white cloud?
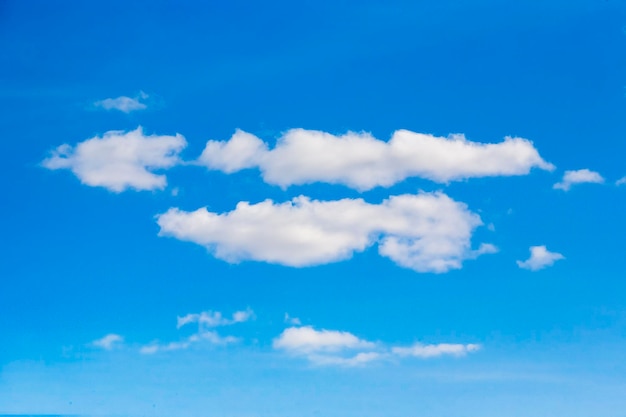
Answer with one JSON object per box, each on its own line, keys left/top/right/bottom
{"left": 94, "top": 91, "right": 149, "bottom": 113}
{"left": 391, "top": 342, "right": 481, "bottom": 358}
{"left": 273, "top": 326, "right": 382, "bottom": 367}
{"left": 273, "top": 326, "right": 481, "bottom": 367}
{"left": 42, "top": 127, "right": 186, "bottom": 192}
{"left": 140, "top": 308, "right": 246, "bottom": 355}
{"left": 517, "top": 245, "right": 564, "bottom": 271}
{"left": 199, "top": 129, "right": 268, "bottom": 173}
{"left": 177, "top": 308, "right": 254, "bottom": 329}
{"left": 156, "top": 192, "right": 496, "bottom": 273}
{"left": 140, "top": 331, "right": 238, "bottom": 355}
{"left": 273, "top": 326, "right": 375, "bottom": 354}
{"left": 90, "top": 334, "right": 124, "bottom": 350}
{"left": 198, "top": 128, "right": 554, "bottom": 190}
{"left": 553, "top": 169, "right": 604, "bottom": 191}
{"left": 616, "top": 176, "right": 626, "bottom": 186}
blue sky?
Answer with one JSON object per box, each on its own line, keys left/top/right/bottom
{"left": 2, "top": 0, "right": 626, "bottom": 416}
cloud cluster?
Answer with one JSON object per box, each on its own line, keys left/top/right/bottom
{"left": 553, "top": 169, "right": 604, "bottom": 191}
{"left": 90, "top": 311, "right": 481, "bottom": 367}
{"left": 43, "top": 126, "right": 553, "bottom": 196}
{"left": 517, "top": 245, "right": 564, "bottom": 271}
{"left": 42, "top": 124, "right": 580, "bottom": 276}
{"left": 140, "top": 308, "right": 252, "bottom": 355}
{"left": 157, "top": 192, "right": 496, "bottom": 273}
{"left": 198, "top": 128, "right": 554, "bottom": 190}
{"left": 94, "top": 92, "right": 149, "bottom": 113}
{"left": 42, "top": 127, "right": 186, "bottom": 192}
{"left": 273, "top": 326, "right": 481, "bottom": 367}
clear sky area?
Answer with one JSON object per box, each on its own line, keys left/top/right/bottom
{"left": 2, "top": 1, "right": 626, "bottom": 416}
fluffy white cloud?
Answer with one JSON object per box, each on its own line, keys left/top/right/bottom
{"left": 156, "top": 192, "right": 495, "bottom": 273}
{"left": 517, "top": 245, "right": 564, "bottom": 271}
{"left": 553, "top": 169, "right": 604, "bottom": 191}
{"left": 177, "top": 308, "right": 254, "bottom": 329}
{"left": 273, "top": 326, "right": 375, "bottom": 354}
{"left": 94, "top": 92, "right": 148, "bottom": 113}
{"left": 90, "top": 333, "right": 124, "bottom": 350}
{"left": 42, "top": 127, "right": 186, "bottom": 192}
{"left": 199, "top": 129, "right": 268, "bottom": 173}
{"left": 273, "top": 326, "right": 381, "bottom": 367}
{"left": 391, "top": 342, "right": 481, "bottom": 358}
{"left": 198, "top": 128, "right": 554, "bottom": 190}
{"left": 616, "top": 176, "right": 626, "bottom": 186}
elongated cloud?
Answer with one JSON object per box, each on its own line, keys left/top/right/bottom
{"left": 553, "top": 169, "right": 604, "bottom": 191}
{"left": 139, "top": 331, "right": 237, "bottom": 354}
{"left": 273, "top": 326, "right": 481, "bottom": 367}
{"left": 94, "top": 92, "right": 148, "bottom": 113}
{"left": 616, "top": 176, "right": 626, "bottom": 186}
{"left": 391, "top": 342, "right": 481, "bottom": 358}
{"left": 156, "top": 192, "right": 496, "bottom": 273}
{"left": 517, "top": 245, "right": 564, "bottom": 271}
{"left": 90, "top": 333, "right": 124, "bottom": 350}
{"left": 198, "top": 129, "right": 554, "bottom": 190}
{"left": 42, "top": 127, "right": 186, "bottom": 192}
{"left": 177, "top": 308, "right": 254, "bottom": 329}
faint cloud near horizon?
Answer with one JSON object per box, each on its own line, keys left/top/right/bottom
{"left": 90, "top": 333, "right": 124, "bottom": 350}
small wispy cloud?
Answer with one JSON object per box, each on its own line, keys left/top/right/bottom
{"left": 140, "top": 308, "right": 251, "bottom": 355}
{"left": 94, "top": 91, "right": 149, "bottom": 113}
{"left": 177, "top": 308, "right": 254, "bottom": 329}
{"left": 391, "top": 342, "right": 481, "bottom": 358}
{"left": 616, "top": 176, "right": 626, "bottom": 186}
{"left": 140, "top": 331, "right": 238, "bottom": 355}
{"left": 517, "top": 245, "right": 564, "bottom": 271}
{"left": 284, "top": 313, "right": 302, "bottom": 325}
{"left": 90, "top": 333, "right": 124, "bottom": 350}
{"left": 307, "top": 351, "right": 384, "bottom": 367}
{"left": 553, "top": 169, "right": 604, "bottom": 191}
